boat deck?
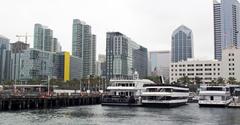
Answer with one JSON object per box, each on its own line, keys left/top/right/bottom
{"left": 228, "top": 97, "right": 240, "bottom": 108}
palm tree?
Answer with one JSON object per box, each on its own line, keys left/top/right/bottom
{"left": 217, "top": 77, "right": 225, "bottom": 84}
{"left": 211, "top": 79, "right": 217, "bottom": 86}
{"left": 228, "top": 77, "right": 237, "bottom": 84}
{"left": 177, "top": 76, "right": 191, "bottom": 85}
{"left": 194, "top": 77, "right": 202, "bottom": 85}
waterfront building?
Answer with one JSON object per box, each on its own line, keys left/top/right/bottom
{"left": 19, "top": 48, "right": 54, "bottom": 81}
{"left": 171, "top": 25, "right": 193, "bottom": 63}
{"left": 149, "top": 51, "right": 170, "bottom": 80}
{"left": 106, "top": 32, "right": 148, "bottom": 79}
{"left": 11, "top": 41, "right": 29, "bottom": 53}
{"left": 221, "top": 47, "right": 240, "bottom": 81}
{"left": 214, "top": 0, "right": 240, "bottom": 60}
{"left": 169, "top": 59, "right": 221, "bottom": 84}
{"left": 0, "top": 35, "right": 11, "bottom": 83}
{"left": 52, "top": 38, "right": 62, "bottom": 52}
{"left": 54, "top": 52, "right": 82, "bottom": 81}
{"left": 11, "top": 41, "right": 30, "bottom": 81}
{"left": 34, "top": 23, "right": 53, "bottom": 52}
{"left": 72, "top": 19, "right": 96, "bottom": 78}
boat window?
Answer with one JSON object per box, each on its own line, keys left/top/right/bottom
{"left": 173, "top": 89, "right": 189, "bottom": 92}
{"left": 165, "top": 88, "right": 172, "bottom": 92}
{"left": 148, "top": 88, "right": 157, "bottom": 92}
{"left": 210, "top": 96, "right": 214, "bottom": 100}
{"left": 206, "top": 87, "right": 223, "bottom": 91}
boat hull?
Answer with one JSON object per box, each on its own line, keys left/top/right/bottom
{"left": 142, "top": 102, "right": 187, "bottom": 108}
{"left": 101, "top": 103, "right": 141, "bottom": 106}
{"left": 198, "top": 99, "right": 232, "bottom": 108}
{"left": 199, "top": 103, "right": 227, "bottom": 107}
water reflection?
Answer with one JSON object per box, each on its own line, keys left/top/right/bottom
{"left": 0, "top": 104, "right": 240, "bottom": 125}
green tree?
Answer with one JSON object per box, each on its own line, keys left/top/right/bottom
{"left": 228, "top": 77, "right": 237, "bottom": 84}
{"left": 217, "top": 77, "right": 224, "bottom": 84}
{"left": 177, "top": 76, "right": 191, "bottom": 85}
{"left": 194, "top": 77, "right": 202, "bottom": 85}
{"left": 211, "top": 79, "right": 218, "bottom": 86}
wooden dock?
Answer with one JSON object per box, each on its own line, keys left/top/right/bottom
{"left": 0, "top": 95, "right": 101, "bottom": 111}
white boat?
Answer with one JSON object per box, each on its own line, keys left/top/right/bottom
{"left": 102, "top": 72, "right": 155, "bottom": 106}
{"left": 141, "top": 84, "right": 189, "bottom": 107}
{"left": 198, "top": 85, "right": 232, "bottom": 107}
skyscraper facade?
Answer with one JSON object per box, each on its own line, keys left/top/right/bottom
{"left": 149, "top": 51, "right": 170, "bottom": 80}
{"left": 11, "top": 41, "right": 30, "bottom": 81}
{"left": 171, "top": 25, "right": 193, "bottom": 63}
{"left": 214, "top": 0, "right": 240, "bottom": 60}
{"left": 52, "top": 38, "right": 62, "bottom": 52}
{"left": 72, "top": 19, "right": 96, "bottom": 78}
{"left": 54, "top": 52, "right": 82, "bottom": 81}
{"left": 34, "top": 23, "right": 53, "bottom": 52}
{"left": 0, "top": 35, "right": 11, "bottom": 83}
{"left": 106, "top": 32, "right": 148, "bottom": 79}
{"left": 19, "top": 48, "right": 54, "bottom": 81}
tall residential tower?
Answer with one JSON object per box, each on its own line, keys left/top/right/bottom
{"left": 214, "top": 0, "right": 240, "bottom": 60}
{"left": 106, "top": 32, "right": 148, "bottom": 79}
{"left": 34, "top": 24, "right": 53, "bottom": 52}
{"left": 171, "top": 25, "right": 193, "bottom": 63}
{"left": 72, "top": 19, "right": 96, "bottom": 78}
{"left": 0, "top": 35, "right": 11, "bottom": 83}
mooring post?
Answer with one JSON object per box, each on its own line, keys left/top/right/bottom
{"left": 8, "top": 100, "right": 12, "bottom": 110}
{"left": 0, "top": 100, "right": 2, "bottom": 111}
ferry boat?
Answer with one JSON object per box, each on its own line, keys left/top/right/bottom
{"left": 141, "top": 84, "right": 189, "bottom": 107}
{"left": 101, "top": 72, "right": 155, "bottom": 106}
{"left": 198, "top": 85, "right": 232, "bottom": 107}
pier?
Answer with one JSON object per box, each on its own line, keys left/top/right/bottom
{"left": 0, "top": 94, "right": 101, "bottom": 111}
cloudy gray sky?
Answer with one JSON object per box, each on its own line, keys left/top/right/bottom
{"left": 0, "top": 0, "right": 214, "bottom": 59}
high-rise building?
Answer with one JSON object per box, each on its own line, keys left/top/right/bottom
{"left": 98, "top": 54, "right": 106, "bottom": 63}
{"left": 95, "top": 54, "right": 106, "bottom": 77}
{"left": 52, "top": 38, "right": 62, "bottom": 52}
{"left": 34, "top": 23, "right": 53, "bottom": 52}
{"left": 106, "top": 32, "right": 148, "bottom": 79}
{"left": 54, "top": 52, "right": 82, "bottom": 81}
{"left": 149, "top": 51, "right": 170, "bottom": 80}
{"left": 11, "top": 41, "right": 30, "bottom": 53}
{"left": 10, "top": 41, "right": 30, "bottom": 81}
{"left": 19, "top": 48, "right": 54, "bottom": 81}
{"left": 214, "top": 0, "right": 240, "bottom": 61}
{"left": 0, "top": 35, "right": 11, "bottom": 83}
{"left": 171, "top": 25, "right": 193, "bottom": 63}
{"left": 72, "top": 19, "right": 96, "bottom": 78}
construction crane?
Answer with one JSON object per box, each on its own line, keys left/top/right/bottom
{"left": 16, "top": 33, "right": 32, "bottom": 44}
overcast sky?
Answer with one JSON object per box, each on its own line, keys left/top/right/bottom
{"left": 0, "top": 0, "right": 214, "bottom": 59}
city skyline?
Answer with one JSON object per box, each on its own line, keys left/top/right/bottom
{"left": 0, "top": 0, "right": 214, "bottom": 59}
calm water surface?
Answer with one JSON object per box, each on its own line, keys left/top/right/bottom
{"left": 0, "top": 103, "right": 240, "bottom": 125}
